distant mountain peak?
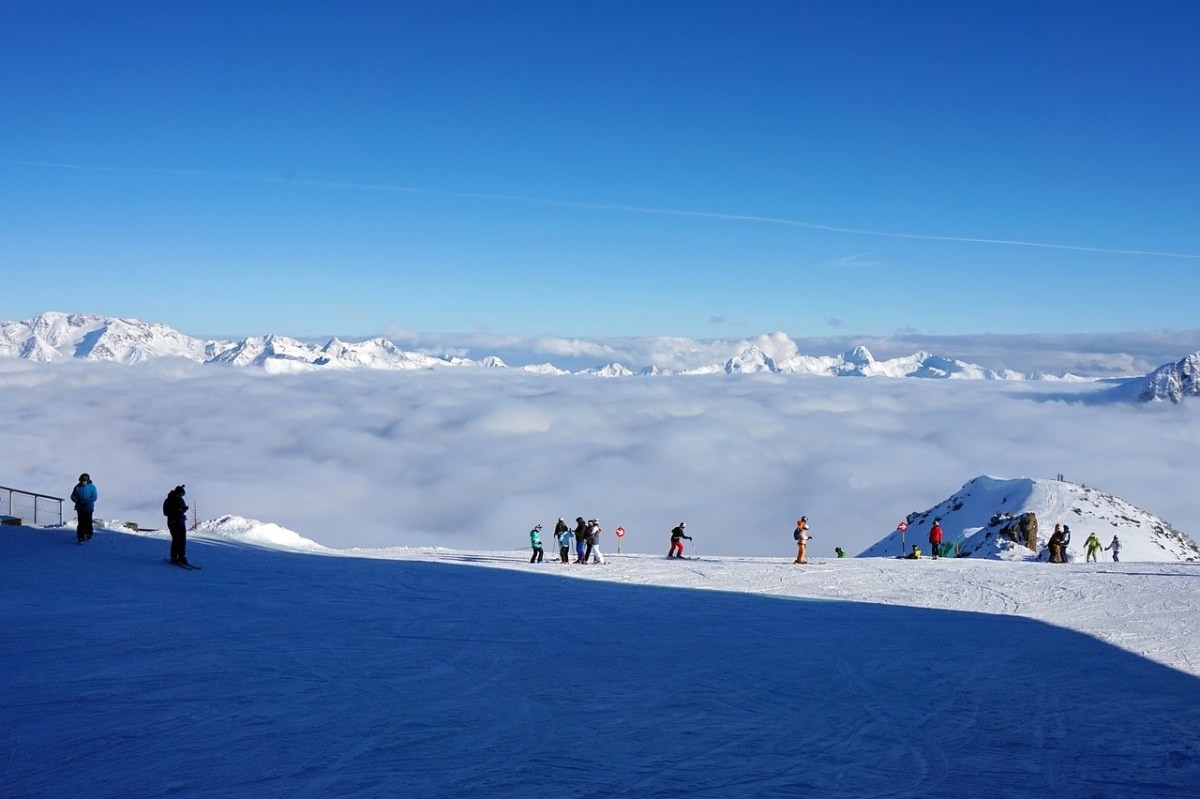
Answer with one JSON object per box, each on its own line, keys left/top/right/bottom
{"left": 1138, "top": 351, "right": 1200, "bottom": 403}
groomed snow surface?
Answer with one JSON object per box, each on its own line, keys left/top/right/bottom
{"left": 3, "top": 522, "right": 1198, "bottom": 798}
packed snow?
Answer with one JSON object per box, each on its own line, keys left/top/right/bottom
{"left": 2, "top": 518, "right": 1198, "bottom": 798}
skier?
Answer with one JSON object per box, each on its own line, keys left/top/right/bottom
{"left": 553, "top": 517, "right": 569, "bottom": 548}
{"left": 585, "top": 519, "right": 605, "bottom": 564}
{"left": 573, "top": 517, "right": 588, "bottom": 563}
{"left": 1060, "top": 524, "right": 1072, "bottom": 562}
{"left": 668, "top": 522, "right": 691, "bottom": 558}
{"left": 1105, "top": 535, "right": 1122, "bottom": 563}
{"left": 163, "top": 485, "right": 190, "bottom": 566}
{"left": 793, "top": 517, "right": 811, "bottom": 564}
{"left": 558, "top": 525, "right": 573, "bottom": 563}
{"left": 928, "top": 518, "right": 943, "bottom": 560}
{"left": 1047, "top": 525, "right": 1066, "bottom": 563}
{"left": 70, "top": 472, "right": 98, "bottom": 543}
{"left": 1084, "top": 532, "right": 1102, "bottom": 563}
{"left": 529, "top": 524, "right": 544, "bottom": 563}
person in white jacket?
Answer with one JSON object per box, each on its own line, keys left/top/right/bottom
{"left": 585, "top": 519, "right": 606, "bottom": 564}
{"left": 1105, "top": 535, "right": 1122, "bottom": 563}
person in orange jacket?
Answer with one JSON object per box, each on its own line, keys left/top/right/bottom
{"left": 793, "top": 517, "right": 811, "bottom": 564}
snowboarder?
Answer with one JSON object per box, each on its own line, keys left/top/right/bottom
{"left": 1084, "top": 532, "right": 1102, "bottom": 562}
{"left": 1105, "top": 535, "right": 1122, "bottom": 563}
{"left": 558, "top": 526, "right": 573, "bottom": 563}
{"left": 793, "top": 517, "right": 811, "bottom": 563}
{"left": 928, "top": 518, "right": 943, "bottom": 560}
{"left": 668, "top": 522, "right": 691, "bottom": 558}
{"left": 835, "top": 547, "right": 846, "bottom": 558}
{"left": 163, "top": 485, "right": 190, "bottom": 566}
{"left": 573, "top": 517, "right": 587, "bottom": 563}
{"left": 70, "top": 473, "right": 98, "bottom": 543}
{"left": 584, "top": 519, "right": 605, "bottom": 564}
{"left": 905, "top": 544, "right": 922, "bottom": 559}
{"left": 529, "top": 524, "right": 544, "bottom": 563}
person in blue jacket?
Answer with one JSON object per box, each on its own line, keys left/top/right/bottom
{"left": 529, "top": 524, "right": 544, "bottom": 563}
{"left": 558, "top": 526, "right": 573, "bottom": 563}
{"left": 70, "top": 473, "right": 98, "bottom": 543}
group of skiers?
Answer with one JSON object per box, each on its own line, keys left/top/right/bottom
{"left": 530, "top": 513, "right": 1123, "bottom": 564}
{"left": 69, "top": 472, "right": 192, "bottom": 567}
{"left": 528, "top": 518, "right": 698, "bottom": 562}
{"left": 1048, "top": 524, "right": 1121, "bottom": 563}
{"left": 530, "top": 517, "right": 609, "bottom": 564}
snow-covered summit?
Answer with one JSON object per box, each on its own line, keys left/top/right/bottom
{"left": 1137, "top": 351, "right": 1200, "bottom": 403}
{"left": 859, "top": 475, "right": 1199, "bottom": 562}
{"left": 0, "top": 311, "right": 227, "bottom": 363}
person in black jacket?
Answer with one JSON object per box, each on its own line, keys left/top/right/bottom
{"left": 668, "top": 523, "right": 692, "bottom": 558}
{"left": 163, "top": 485, "right": 190, "bottom": 566}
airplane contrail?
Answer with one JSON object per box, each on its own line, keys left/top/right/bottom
{"left": 5, "top": 157, "right": 1198, "bottom": 260}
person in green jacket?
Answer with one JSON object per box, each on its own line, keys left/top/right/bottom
{"left": 1084, "top": 532, "right": 1102, "bottom": 562}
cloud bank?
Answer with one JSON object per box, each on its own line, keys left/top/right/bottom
{"left": 3, "top": 360, "right": 1198, "bottom": 557}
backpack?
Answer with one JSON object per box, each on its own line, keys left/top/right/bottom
{"left": 794, "top": 527, "right": 802, "bottom": 541}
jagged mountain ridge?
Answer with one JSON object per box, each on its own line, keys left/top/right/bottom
{"left": 859, "top": 475, "right": 1199, "bottom": 561}
{"left": 0, "top": 312, "right": 1190, "bottom": 385}
{"left": 1137, "top": 352, "right": 1200, "bottom": 403}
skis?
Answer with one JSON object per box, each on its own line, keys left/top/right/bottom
{"left": 164, "top": 559, "right": 202, "bottom": 570}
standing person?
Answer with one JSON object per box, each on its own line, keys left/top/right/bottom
{"left": 1105, "top": 535, "right": 1122, "bottom": 563}
{"left": 835, "top": 547, "right": 846, "bottom": 558}
{"left": 586, "top": 519, "right": 605, "bottom": 564}
{"left": 793, "top": 517, "right": 811, "bottom": 564}
{"left": 70, "top": 473, "right": 98, "bottom": 543}
{"left": 668, "top": 522, "right": 691, "bottom": 558}
{"left": 1047, "top": 525, "right": 1065, "bottom": 563}
{"left": 529, "top": 524, "right": 544, "bottom": 563}
{"left": 928, "top": 518, "right": 943, "bottom": 560}
{"left": 1084, "top": 532, "right": 1102, "bottom": 563}
{"left": 163, "top": 485, "right": 190, "bottom": 566}
{"left": 573, "top": 517, "right": 588, "bottom": 563}
{"left": 553, "top": 517, "right": 568, "bottom": 548}
{"left": 558, "top": 525, "right": 573, "bottom": 563}
{"left": 1060, "top": 524, "right": 1072, "bottom": 562}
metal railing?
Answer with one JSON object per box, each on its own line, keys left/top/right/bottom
{"left": 0, "top": 484, "right": 65, "bottom": 526}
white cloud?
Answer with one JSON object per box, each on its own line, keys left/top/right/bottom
{"left": 4, "top": 360, "right": 1198, "bottom": 558}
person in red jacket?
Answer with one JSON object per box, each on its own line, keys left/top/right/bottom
{"left": 928, "top": 518, "right": 943, "bottom": 560}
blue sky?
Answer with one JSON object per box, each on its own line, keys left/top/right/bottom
{"left": 3, "top": 1, "right": 1198, "bottom": 340}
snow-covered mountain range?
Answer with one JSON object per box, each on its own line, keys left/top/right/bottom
{"left": 3, "top": 312, "right": 1198, "bottom": 394}
{"left": 860, "top": 475, "right": 1200, "bottom": 561}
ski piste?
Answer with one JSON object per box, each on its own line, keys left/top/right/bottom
{"left": 164, "top": 559, "right": 201, "bottom": 570}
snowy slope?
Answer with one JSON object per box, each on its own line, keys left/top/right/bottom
{"left": 860, "top": 475, "right": 1200, "bottom": 561}
{"left": 2, "top": 521, "right": 1198, "bottom": 799}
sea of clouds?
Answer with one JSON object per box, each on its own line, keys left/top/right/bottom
{"left": 3, "top": 357, "right": 1198, "bottom": 557}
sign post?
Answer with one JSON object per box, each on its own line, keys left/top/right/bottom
{"left": 615, "top": 526, "right": 625, "bottom": 553}
{"left": 897, "top": 521, "right": 908, "bottom": 558}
